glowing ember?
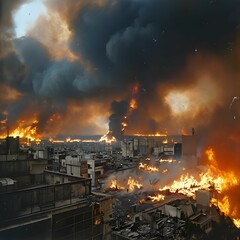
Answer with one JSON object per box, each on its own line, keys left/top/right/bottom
{"left": 127, "top": 176, "right": 143, "bottom": 192}
{"left": 139, "top": 162, "right": 159, "bottom": 172}
{"left": 162, "top": 168, "right": 168, "bottom": 174}
{"left": 130, "top": 98, "right": 137, "bottom": 109}
{"left": 148, "top": 194, "right": 165, "bottom": 202}
{"left": 162, "top": 139, "right": 168, "bottom": 144}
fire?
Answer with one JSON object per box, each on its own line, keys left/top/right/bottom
{"left": 133, "top": 132, "right": 167, "bottom": 137}
{"left": 139, "top": 162, "right": 159, "bottom": 173}
{"left": 162, "top": 168, "right": 168, "bottom": 174}
{"left": 159, "top": 147, "right": 239, "bottom": 228}
{"left": 120, "top": 83, "right": 139, "bottom": 133}
{"left": 0, "top": 120, "right": 41, "bottom": 142}
{"left": 159, "top": 159, "right": 177, "bottom": 163}
{"left": 162, "top": 139, "right": 168, "bottom": 144}
{"left": 127, "top": 176, "right": 143, "bottom": 192}
{"left": 66, "top": 137, "right": 81, "bottom": 143}
{"left": 99, "top": 130, "right": 116, "bottom": 144}
{"left": 233, "top": 219, "right": 240, "bottom": 228}
{"left": 130, "top": 98, "right": 137, "bottom": 110}
{"left": 109, "top": 179, "right": 125, "bottom": 190}
{"left": 148, "top": 194, "right": 165, "bottom": 202}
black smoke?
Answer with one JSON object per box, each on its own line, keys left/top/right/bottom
{"left": 1, "top": 0, "right": 240, "bottom": 137}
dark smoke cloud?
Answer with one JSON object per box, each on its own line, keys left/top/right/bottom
{"left": 108, "top": 100, "right": 128, "bottom": 139}
{"left": 1, "top": 0, "right": 240, "bottom": 138}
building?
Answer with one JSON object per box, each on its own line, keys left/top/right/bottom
{"left": 87, "top": 159, "right": 105, "bottom": 186}
{"left": 0, "top": 170, "right": 113, "bottom": 240}
{"left": 65, "top": 155, "right": 88, "bottom": 178}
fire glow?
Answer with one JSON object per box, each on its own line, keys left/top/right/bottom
{"left": 99, "top": 130, "right": 116, "bottom": 144}
{"left": 108, "top": 177, "right": 143, "bottom": 192}
{"left": 139, "top": 162, "right": 159, "bottom": 173}
{"left": 109, "top": 179, "right": 125, "bottom": 190}
{"left": 0, "top": 120, "right": 41, "bottom": 142}
{"left": 148, "top": 194, "right": 165, "bottom": 202}
{"left": 127, "top": 176, "right": 143, "bottom": 192}
{"left": 159, "top": 159, "right": 177, "bottom": 164}
{"left": 133, "top": 132, "right": 167, "bottom": 137}
{"left": 158, "top": 147, "right": 239, "bottom": 228}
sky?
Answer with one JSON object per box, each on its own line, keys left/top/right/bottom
{"left": 0, "top": 0, "right": 240, "bottom": 139}
{"left": 13, "top": 0, "right": 47, "bottom": 38}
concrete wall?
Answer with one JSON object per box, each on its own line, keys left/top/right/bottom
{"left": 164, "top": 205, "right": 181, "bottom": 218}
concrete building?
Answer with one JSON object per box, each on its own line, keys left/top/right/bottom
{"left": 65, "top": 155, "right": 88, "bottom": 178}
{"left": 65, "top": 154, "right": 106, "bottom": 186}
{"left": 87, "top": 159, "right": 105, "bottom": 186}
{"left": 0, "top": 171, "right": 113, "bottom": 240}
{"left": 121, "top": 139, "right": 134, "bottom": 158}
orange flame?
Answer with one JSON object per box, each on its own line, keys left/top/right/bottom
{"left": 133, "top": 132, "right": 167, "bottom": 137}
{"left": 99, "top": 130, "right": 116, "bottom": 144}
{"left": 109, "top": 179, "right": 125, "bottom": 190}
{"left": 139, "top": 162, "right": 159, "bottom": 173}
{"left": 159, "top": 147, "right": 239, "bottom": 228}
{"left": 0, "top": 120, "right": 41, "bottom": 142}
{"left": 159, "top": 159, "right": 177, "bottom": 164}
{"left": 162, "top": 168, "right": 169, "bottom": 174}
{"left": 127, "top": 176, "right": 143, "bottom": 192}
{"left": 162, "top": 139, "right": 168, "bottom": 144}
{"left": 148, "top": 194, "right": 165, "bottom": 202}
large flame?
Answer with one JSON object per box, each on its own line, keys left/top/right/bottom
{"left": 0, "top": 119, "right": 41, "bottom": 142}
{"left": 159, "top": 147, "right": 239, "bottom": 228}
